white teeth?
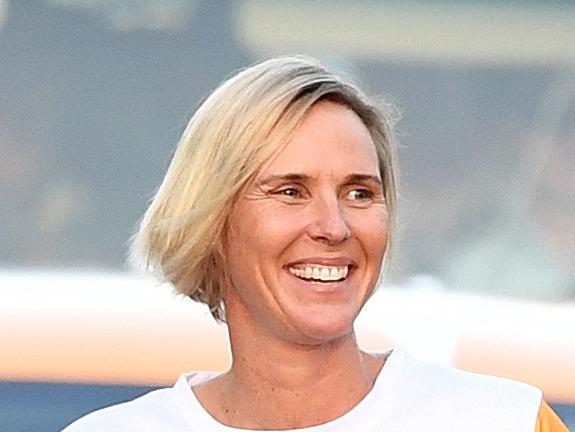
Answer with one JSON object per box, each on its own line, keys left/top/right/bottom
{"left": 330, "top": 268, "right": 338, "bottom": 279}
{"left": 312, "top": 267, "right": 320, "bottom": 279}
{"left": 288, "top": 265, "right": 349, "bottom": 282}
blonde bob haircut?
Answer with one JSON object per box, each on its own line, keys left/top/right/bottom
{"left": 131, "top": 55, "right": 398, "bottom": 321}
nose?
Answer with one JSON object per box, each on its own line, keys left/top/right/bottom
{"left": 307, "top": 195, "right": 351, "bottom": 245}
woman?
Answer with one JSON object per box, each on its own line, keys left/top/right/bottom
{"left": 63, "top": 56, "right": 567, "bottom": 431}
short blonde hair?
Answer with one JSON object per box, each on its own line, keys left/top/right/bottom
{"left": 131, "top": 55, "right": 398, "bottom": 321}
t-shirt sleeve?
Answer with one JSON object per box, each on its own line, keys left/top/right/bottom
{"left": 534, "top": 401, "right": 569, "bottom": 432}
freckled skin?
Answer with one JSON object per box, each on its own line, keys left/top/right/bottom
{"left": 193, "top": 101, "right": 389, "bottom": 430}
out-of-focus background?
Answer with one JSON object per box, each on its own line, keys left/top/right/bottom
{"left": 1, "top": 1, "right": 574, "bottom": 430}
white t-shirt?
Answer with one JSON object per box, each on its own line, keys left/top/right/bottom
{"left": 62, "top": 349, "right": 542, "bottom": 431}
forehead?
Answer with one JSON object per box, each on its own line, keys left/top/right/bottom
{"left": 258, "top": 101, "right": 379, "bottom": 178}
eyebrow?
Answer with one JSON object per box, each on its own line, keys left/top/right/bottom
{"left": 257, "top": 173, "right": 383, "bottom": 186}
{"left": 344, "top": 174, "right": 383, "bottom": 186}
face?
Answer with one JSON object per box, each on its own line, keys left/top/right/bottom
{"left": 224, "top": 101, "right": 388, "bottom": 346}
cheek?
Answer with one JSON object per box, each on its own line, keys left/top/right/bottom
{"left": 351, "top": 211, "right": 389, "bottom": 261}
{"left": 257, "top": 203, "right": 306, "bottom": 237}
{"left": 226, "top": 204, "right": 304, "bottom": 271}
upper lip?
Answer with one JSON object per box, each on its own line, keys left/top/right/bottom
{"left": 285, "top": 257, "right": 356, "bottom": 268}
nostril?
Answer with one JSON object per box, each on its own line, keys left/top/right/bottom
{"left": 308, "top": 203, "right": 351, "bottom": 244}
{"left": 309, "top": 222, "right": 351, "bottom": 244}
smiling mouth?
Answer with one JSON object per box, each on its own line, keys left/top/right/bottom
{"left": 288, "top": 265, "right": 349, "bottom": 282}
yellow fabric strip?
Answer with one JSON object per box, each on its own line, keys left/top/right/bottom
{"left": 535, "top": 401, "right": 569, "bottom": 432}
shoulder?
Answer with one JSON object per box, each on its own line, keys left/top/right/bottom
{"left": 387, "top": 351, "right": 543, "bottom": 431}
{"left": 61, "top": 372, "right": 220, "bottom": 432}
{"left": 61, "top": 387, "right": 181, "bottom": 432}
{"left": 402, "top": 354, "right": 542, "bottom": 402}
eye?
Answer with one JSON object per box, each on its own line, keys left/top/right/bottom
{"left": 278, "top": 187, "right": 300, "bottom": 198}
{"left": 347, "top": 188, "right": 373, "bottom": 201}
{"left": 272, "top": 186, "right": 308, "bottom": 203}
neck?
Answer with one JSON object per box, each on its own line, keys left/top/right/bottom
{"left": 193, "top": 319, "right": 384, "bottom": 430}
{"left": 229, "top": 325, "right": 370, "bottom": 391}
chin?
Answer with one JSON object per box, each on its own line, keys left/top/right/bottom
{"left": 290, "top": 309, "right": 359, "bottom": 345}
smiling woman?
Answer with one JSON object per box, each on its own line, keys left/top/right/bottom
{"left": 222, "top": 101, "right": 388, "bottom": 348}
{"left": 130, "top": 56, "right": 397, "bottom": 325}
{"left": 61, "top": 56, "right": 567, "bottom": 431}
